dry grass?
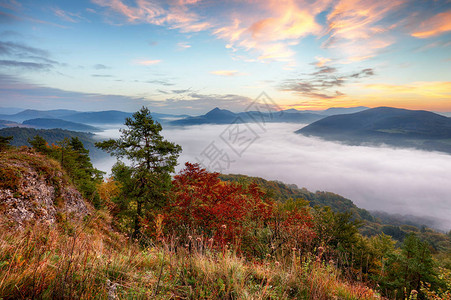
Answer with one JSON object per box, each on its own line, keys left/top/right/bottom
{"left": 0, "top": 214, "right": 383, "bottom": 300}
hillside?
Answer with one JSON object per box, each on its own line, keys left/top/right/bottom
{"left": 0, "top": 119, "right": 27, "bottom": 129}
{"left": 297, "top": 107, "right": 451, "bottom": 154}
{"left": 220, "top": 174, "right": 451, "bottom": 252}
{"left": 220, "top": 174, "right": 374, "bottom": 222}
{"left": 0, "top": 148, "right": 386, "bottom": 299}
{"left": 0, "top": 127, "right": 105, "bottom": 160}
{"left": 0, "top": 148, "right": 89, "bottom": 227}
{"left": 22, "top": 118, "right": 100, "bottom": 132}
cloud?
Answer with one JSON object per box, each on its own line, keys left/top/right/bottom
{"left": 177, "top": 42, "right": 191, "bottom": 49}
{"left": 91, "top": 74, "right": 113, "bottom": 77}
{"left": 0, "top": 59, "right": 53, "bottom": 70}
{"left": 92, "top": 0, "right": 210, "bottom": 32}
{"left": 135, "top": 59, "right": 161, "bottom": 65}
{"left": 52, "top": 7, "right": 86, "bottom": 23}
{"left": 146, "top": 79, "right": 174, "bottom": 86}
{"left": 0, "top": 74, "right": 254, "bottom": 114}
{"left": 280, "top": 65, "right": 374, "bottom": 99}
{"left": 0, "top": 41, "right": 49, "bottom": 57}
{"left": 95, "top": 123, "right": 451, "bottom": 231}
{"left": 0, "top": 41, "right": 58, "bottom": 71}
{"left": 0, "top": 0, "right": 21, "bottom": 11}
{"left": 350, "top": 68, "right": 375, "bottom": 78}
{"left": 411, "top": 11, "right": 451, "bottom": 38}
{"left": 171, "top": 89, "right": 191, "bottom": 94}
{"left": 210, "top": 70, "right": 246, "bottom": 77}
{"left": 92, "top": 0, "right": 447, "bottom": 64}
{"left": 314, "top": 56, "right": 331, "bottom": 67}
{"left": 365, "top": 81, "right": 451, "bottom": 98}
{"left": 93, "top": 63, "right": 110, "bottom": 69}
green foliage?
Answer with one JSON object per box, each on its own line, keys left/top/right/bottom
{"left": 0, "top": 135, "right": 13, "bottom": 150}
{"left": 28, "top": 135, "right": 104, "bottom": 207}
{"left": 380, "top": 233, "right": 437, "bottom": 299}
{"left": 0, "top": 127, "right": 104, "bottom": 160}
{"left": 95, "top": 107, "right": 181, "bottom": 238}
{"left": 220, "top": 174, "right": 374, "bottom": 222}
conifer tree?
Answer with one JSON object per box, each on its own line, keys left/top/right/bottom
{"left": 96, "top": 107, "right": 181, "bottom": 238}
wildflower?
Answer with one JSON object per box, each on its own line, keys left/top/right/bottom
{"left": 196, "top": 237, "right": 202, "bottom": 242}
{"left": 275, "top": 261, "right": 280, "bottom": 266}
{"left": 208, "top": 238, "right": 214, "bottom": 243}
{"left": 188, "top": 235, "right": 192, "bottom": 240}
{"left": 292, "top": 247, "right": 296, "bottom": 251}
{"left": 221, "top": 224, "right": 227, "bottom": 229}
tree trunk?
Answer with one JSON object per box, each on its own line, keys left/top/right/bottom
{"left": 133, "top": 199, "right": 142, "bottom": 239}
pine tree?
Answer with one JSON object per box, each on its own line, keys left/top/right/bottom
{"left": 95, "top": 107, "right": 182, "bottom": 238}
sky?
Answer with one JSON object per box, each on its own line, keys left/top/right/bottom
{"left": 0, "top": 0, "right": 450, "bottom": 114}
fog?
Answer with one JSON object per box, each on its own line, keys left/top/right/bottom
{"left": 93, "top": 123, "right": 451, "bottom": 231}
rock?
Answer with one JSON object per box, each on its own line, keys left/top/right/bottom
{"left": 0, "top": 150, "right": 89, "bottom": 228}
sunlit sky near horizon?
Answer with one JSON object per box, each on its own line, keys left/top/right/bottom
{"left": 0, "top": 0, "right": 450, "bottom": 114}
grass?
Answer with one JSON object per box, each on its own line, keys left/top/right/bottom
{"left": 0, "top": 212, "right": 383, "bottom": 300}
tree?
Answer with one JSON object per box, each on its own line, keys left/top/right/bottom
{"left": 29, "top": 135, "right": 104, "bottom": 206}
{"left": 29, "top": 135, "right": 50, "bottom": 154}
{"left": 0, "top": 135, "right": 13, "bottom": 151}
{"left": 381, "top": 233, "right": 436, "bottom": 299}
{"left": 95, "top": 107, "right": 181, "bottom": 238}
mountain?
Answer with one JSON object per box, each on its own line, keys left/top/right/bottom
{"left": 296, "top": 107, "right": 451, "bottom": 154}
{"left": 60, "top": 110, "right": 132, "bottom": 124}
{"left": 0, "top": 127, "right": 105, "bottom": 160}
{"left": 0, "top": 119, "right": 28, "bottom": 129}
{"left": 170, "top": 107, "right": 324, "bottom": 126}
{"left": 320, "top": 106, "right": 369, "bottom": 116}
{"left": 22, "top": 118, "right": 100, "bottom": 132}
{"left": 171, "top": 107, "right": 237, "bottom": 125}
{"left": 0, "top": 109, "right": 77, "bottom": 123}
{"left": 0, "top": 109, "right": 186, "bottom": 126}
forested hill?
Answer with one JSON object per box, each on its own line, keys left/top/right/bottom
{"left": 220, "top": 173, "right": 451, "bottom": 251}
{"left": 297, "top": 107, "right": 451, "bottom": 154}
{"left": 220, "top": 174, "right": 374, "bottom": 221}
{"left": 0, "top": 127, "right": 104, "bottom": 160}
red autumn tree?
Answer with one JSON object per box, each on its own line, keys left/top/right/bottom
{"left": 164, "top": 163, "right": 273, "bottom": 249}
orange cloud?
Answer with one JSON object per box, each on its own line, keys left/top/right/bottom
{"left": 213, "top": 0, "right": 325, "bottom": 63}
{"left": 411, "top": 11, "right": 451, "bottom": 38}
{"left": 314, "top": 56, "right": 331, "bottom": 67}
{"left": 365, "top": 81, "right": 451, "bottom": 98}
{"left": 210, "top": 70, "right": 246, "bottom": 77}
{"left": 324, "top": 0, "right": 404, "bottom": 62}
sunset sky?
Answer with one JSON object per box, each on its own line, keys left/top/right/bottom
{"left": 0, "top": 0, "right": 450, "bottom": 114}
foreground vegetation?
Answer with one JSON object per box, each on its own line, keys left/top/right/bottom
{"left": 0, "top": 214, "right": 383, "bottom": 299}
{"left": 1, "top": 107, "right": 450, "bottom": 299}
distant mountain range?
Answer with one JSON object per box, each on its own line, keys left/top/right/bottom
{"left": 0, "top": 107, "right": 370, "bottom": 130}
{"left": 169, "top": 106, "right": 369, "bottom": 126}
{"left": 22, "top": 118, "right": 100, "bottom": 132}
{"left": 297, "top": 107, "right": 451, "bottom": 154}
{"left": 0, "top": 109, "right": 190, "bottom": 132}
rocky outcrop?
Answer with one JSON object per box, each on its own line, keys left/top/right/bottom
{"left": 0, "top": 149, "right": 89, "bottom": 228}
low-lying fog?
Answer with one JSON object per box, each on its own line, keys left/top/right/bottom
{"left": 93, "top": 123, "right": 451, "bottom": 231}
